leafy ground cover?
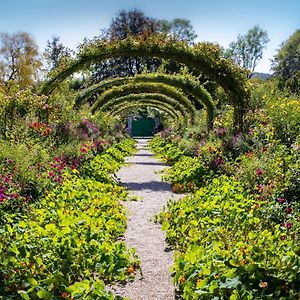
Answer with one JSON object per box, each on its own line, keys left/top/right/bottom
{"left": 0, "top": 83, "right": 140, "bottom": 299}
{"left": 151, "top": 79, "right": 300, "bottom": 299}
{"left": 0, "top": 138, "right": 139, "bottom": 299}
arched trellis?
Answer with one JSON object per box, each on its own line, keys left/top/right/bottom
{"left": 101, "top": 93, "right": 189, "bottom": 123}
{"left": 76, "top": 73, "right": 215, "bottom": 129}
{"left": 108, "top": 100, "right": 183, "bottom": 122}
{"left": 91, "top": 82, "right": 197, "bottom": 123}
{"left": 41, "top": 36, "right": 249, "bottom": 130}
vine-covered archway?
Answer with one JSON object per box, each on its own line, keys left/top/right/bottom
{"left": 91, "top": 82, "right": 197, "bottom": 123}
{"left": 41, "top": 36, "right": 249, "bottom": 130}
{"left": 101, "top": 93, "right": 189, "bottom": 122}
{"left": 108, "top": 100, "right": 183, "bottom": 122}
{"left": 76, "top": 73, "right": 215, "bottom": 129}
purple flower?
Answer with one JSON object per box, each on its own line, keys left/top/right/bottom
{"left": 278, "top": 197, "right": 285, "bottom": 204}
{"left": 0, "top": 193, "right": 7, "bottom": 202}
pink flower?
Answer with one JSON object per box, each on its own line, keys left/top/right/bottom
{"left": 278, "top": 197, "right": 285, "bottom": 204}
{"left": 2, "top": 176, "right": 10, "bottom": 183}
{"left": 257, "top": 184, "right": 265, "bottom": 193}
{"left": 80, "top": 148, "right": 87, "bottom": 153}
{"left": 255, "top": 169, "right": 263, "bottom": 176}
{"left": 48, "top": 172, "right": 54, "bottom": 178}
{"left": 286, "top": 207, "right": 293, "bottom": 214}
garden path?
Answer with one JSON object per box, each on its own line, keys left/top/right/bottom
{"left": 111, "top": 138, "right": 181, "bottom": 300}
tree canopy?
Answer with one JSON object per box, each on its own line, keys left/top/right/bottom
{"left": 0, "top": 31, "right": 41, "bottom": 87}
{"left": 272, "top": 28, "right": 300, "bottom": 94}
{"left": 225, "top": 25, "right": 269, "bottom": 78}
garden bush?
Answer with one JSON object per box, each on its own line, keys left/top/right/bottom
{"left": 158, "top": 176, "right": 300, "bottom": 299}
{"left": 0, "top": 138, "right": 139, "bottom": 299}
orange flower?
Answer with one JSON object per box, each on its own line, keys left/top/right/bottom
{"left": 179, "top": 276, "right": 186, "bottom": 284}
{"left": 61, "top": 292, "right": 69, "bottom": 298}
{"left": 127, "top": 266, "right": 135, "bottom": 274}
{"left": 259, "top": 281, "right": 268, "bottom": 289}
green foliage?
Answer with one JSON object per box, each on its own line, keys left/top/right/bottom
{"left": 163, "top": 156, "right": 208, "bottom": 193}
{"left": 0, "top": 31, "right": 41, "bottom": 87}
{"left": 41, "top": 35, "right": 249, "bottom": 130}
{"left": 91, "top": 82, "right": 196, "bottom": 123}
{"left": 158, "top": 176, "right": 300, "bottom": 299}
{"left": 225, "top": 25, "right": 269, "bottom": 77}
{"left": 76, "top": 73, "right": 215, "bottom": 129}
{"left": 109, "top": 99, "right": 181, "bottom": 122}
{"left": 157, "top": 18, "right": 197, "bottom": 44}
{"left": 272, "top": 29, "right": 300, "bottom": 94}
{"left": 0, "top": 138, "right": 138, "bottom": 299}
{"left": 150, "top": 78, "right": 299, "bottom": 298}
{"left": 150, "top": 135, "right": 184, "bottom": 164}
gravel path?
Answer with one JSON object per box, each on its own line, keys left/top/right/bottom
{"left": 112, "top": 138, "right": 181, "bottom": 300}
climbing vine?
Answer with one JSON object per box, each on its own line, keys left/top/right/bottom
{"left": 91, "top": 82, "right": 197, "bottom": 123}
{"left": 76, "top": 73, "right": 215, "bottom": 129}
{"left": 109, "top": 100, "right": 182, "bottom": 122}
{"left": 103, "top": 94, "right": 188, "bottom": 122}
{"left": 41, "top": 35, "right": 249, "bottom": 130}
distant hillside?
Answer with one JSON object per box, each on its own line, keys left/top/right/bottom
{"left": 251, "top": 72, "right": 272, "bottom": 80}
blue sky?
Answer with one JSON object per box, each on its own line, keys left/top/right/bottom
{"left": 0, "top": 0, "right": 299, "bottom": 73}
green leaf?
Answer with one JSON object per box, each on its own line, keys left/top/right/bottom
{"left": 28, "top": 277, "right": 38, "bottom": 286}
{"left": 37, "top": 289, "right": 51, "bottom": 299}
{"left": 18, "top": 291, "right": 30, "bottom": 300}
{"left": 220, "top": 277, "right": 241, "bottom": 289}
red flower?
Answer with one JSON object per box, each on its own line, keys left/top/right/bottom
{"left": 285, "top": 222, "right": 293, "bottom": 229}
{"left": 255, "top": 168, "right": 263, "bottom": 176}
{"left": 286, "top": 207, "right": 293, "bottom": 214}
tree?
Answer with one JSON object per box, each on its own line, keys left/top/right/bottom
{"left": 91, "top": 9, "right": 158, "bottom": 82}
{"left": 272, "top": 29, "right": 300, "bottom": 94}
{"left": 44, "top": 36, "right": 73, "bottom": 70}
{"left": 157, "top": 18, "right": 197, "bottom": 44}
{"left": 0, "top": 31, "right": 41, "bottom": 87}
{"left": 91, "top": 9, "right": 197, "bottom": 82}
{"left": 105, "top": 9, "right": 156, "bottom": 40}
{"left": 225, "top": 25, "right": 269, "bottom": 78}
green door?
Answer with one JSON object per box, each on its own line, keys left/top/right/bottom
{"left": 132, "top": 118, "right": 155, "bottom": 137}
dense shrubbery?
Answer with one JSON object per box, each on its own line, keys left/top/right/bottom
{"left": 0, "top": 138, "right": 138, "bottom": 299}
{"left": 0, "top": 81, "right": 139, "bottom": 299}
{"left": 151, "top": 79, "right": 300, "bottom": 299}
